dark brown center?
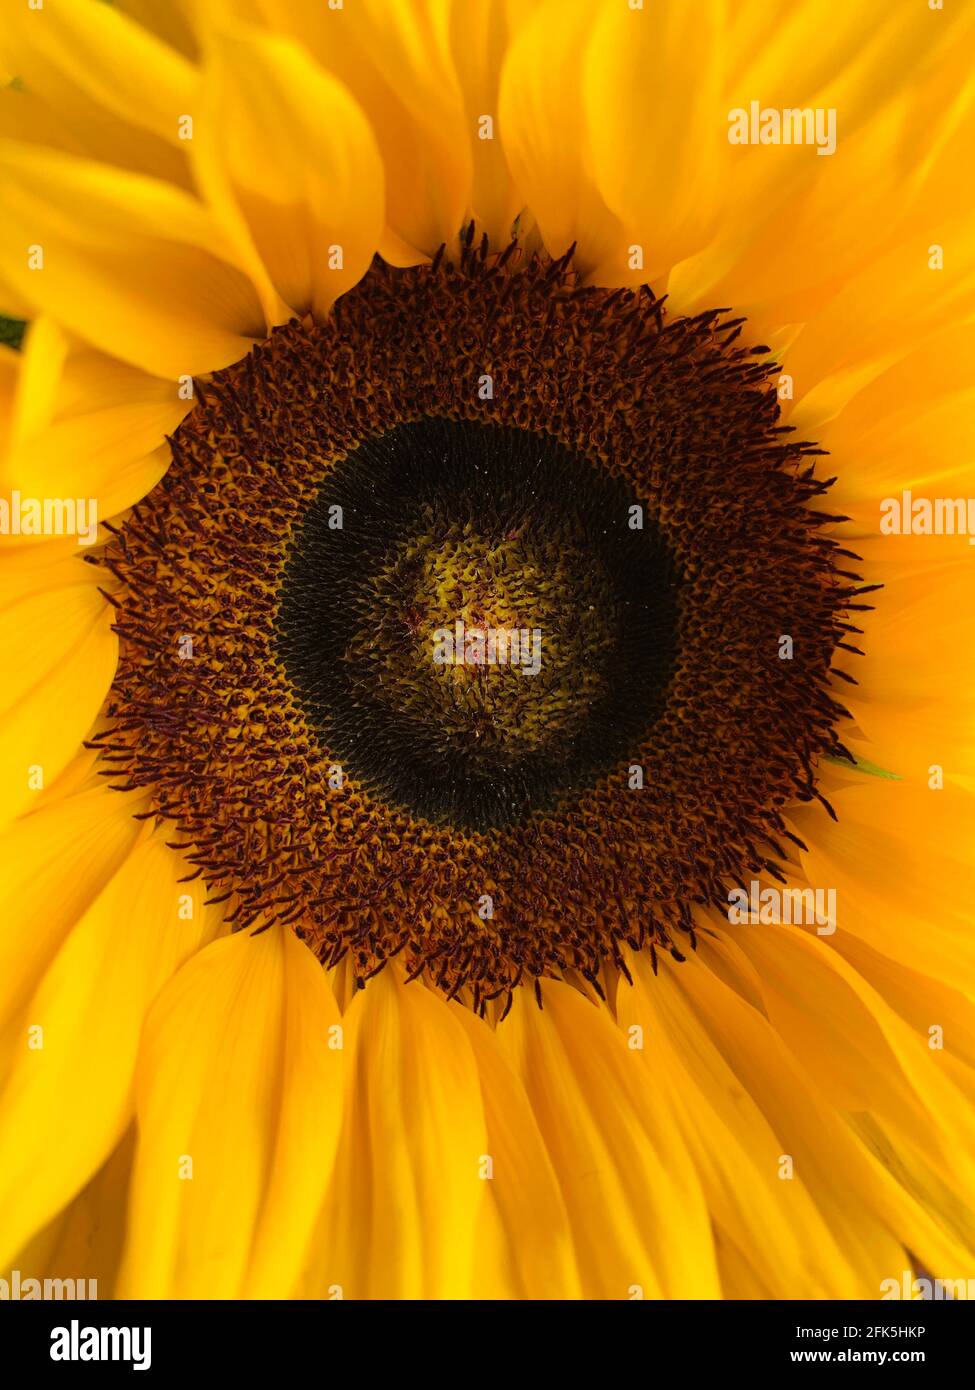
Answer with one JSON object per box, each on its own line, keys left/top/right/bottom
{"left": 89, "top": 238, "right": 864, "bottom": 1011}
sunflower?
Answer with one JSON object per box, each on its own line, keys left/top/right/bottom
{"left": 0, "top": 0, "right": 973, "bottom": 1304}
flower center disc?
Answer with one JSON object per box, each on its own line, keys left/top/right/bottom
{"left": 276, "top": 417, "right": 679, "bottom": 831}
{"left": 95, "top": 242, "right": 861, "bottom": 1009}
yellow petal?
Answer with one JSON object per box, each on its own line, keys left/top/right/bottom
{"left": 782, "top": 211, "right": 975, "bottom": 396}
{"left": 671, "top": 936, "right": 966, "bottom": 1288}
{"left": 451, "top": 1001, "right": 581, "bottom": 1299}
{"left": 497, "top": 980, "right": 720, "bottom": 1299}
{"left": 734, "top": 926, "right": 975, "bottom": 1259}
{"left": 668, "top": 106, "right": 907, "bottom": 330}
{"left": 0, "top": 542, "right": 117, "bottom": 828}
{"left": 791, "top": 776, "right": 975, "bottom": 993}
{"left": 3, "top": 318, "right": 184, "bottom": 519}
{"left": 0, "top": 78, "right": 89, "bottom": 161}
{"left": 449, "top": 0, "right": 530, "bottom": 248}
{"left": 617, "top": 951, "right": 857, "bottom": 1298}
{"left": 193, "top": 28, "right": 384, "bottom": 322}
{"left": 499, "top": 0, "right": 622, "bottom": 277}
{"left": 668, "top": 1, "right": 975, "bottom": 328}
{"left": 5, "top": 316, "right": 68, "bottom": 448}
{"left": 737, "top": 927, "right": 972, "bottom": 1147}
{"left": 239, "top": 0, "right": 471, "bottom": 262}
{"left": 115, "top": 0, "right": 201, "bottom": 61}
{"left": 0, "top": 341, "right": 16, "bottom": 455}
{"left": 303, "top": 969, "right": 488, "bottom": 1299}
{"left": 0, "top": 267, "right": 32, "bottom": 322}
{"left": 0, "top": 0, "right": 195, "bottom": 187}
{"left": 729, "top": 0, "right": 969, "bottom": 134}
{"left": 0, "top": 141, "right": 265, "bottom": 376}
{"left": 0, "top": 833, "right": 215, "bottom": 1268}
{"left": 2, "top": 0, "right": 195, "bottom": 151}
{"left": 0, "top": 775, "right": 143, "bottom": 1059}
{"left": 12, "top": 1129, "right": 135, "bottom": 1300}
{"left": 804, "top": 322, "right": 975, "bottom": 493}
{"left": 584, "top": 0, "right": 728, "bottom": 282}
{"left": 837, "top": 562, "right": 975, "bottom": 780}
{"left": 835, "top": 932, "right": 975, "bottom": 1080}
{"left": 118, "top": 926, "right": 344, "bottom": 1299}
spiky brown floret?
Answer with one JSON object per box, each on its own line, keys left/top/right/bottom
{"left": 89, "top": 237, "right": 866, "bottom": 1012}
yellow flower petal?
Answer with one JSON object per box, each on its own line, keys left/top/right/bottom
{"left": 0, "top": 542, "right": 117, "bottom": 828}
{"left": 449, "top": 0, "right": 531, "bottom": 248}
{"left": 617, "top": 951, "right": 859, "bottom": 1298}
{"left": 5, "top": 316, "right": 68, "bottom": 448}
{"left": 2, "top": 0, "right": 195, "bottom": 151}
{"left": 193, "top": 28, "right": 384, "bottom": 323}
{"left": 673, "top": 935, "right": 966, "bottom": 1288}
{"left": 839, "top": 564, "right": 975, "bottom": 780}
{"left": 734, "top": 926, "right": 975, "bottom": 1259}
{"left": 498, "top": 980, "right": 720, "bottom": 1299}
{"left": 12, "top": 1129, "right": 135, "bottom": 1301}
{"left": 0, "top": 79, "right": 88, "bottom": 161}
{"left": 804, "top": 322, "right": 975, "bottom": 488}
{"left": 791, "top": 777, "right": 975, "bottom": 993}
{"left": 0, "top": 834, "right": 214, "bottom": 1269}
{"left": 737, "top": 927, "right": 973, "bottom": 1148}
{"left": 118, "top": 926, "right": 344, "bottom": 1299}
{"left": 835, "top": 932, "right": 975, "bottom": 1081}
{"left": 0, "top": 775, "right": 143, "bottom": 1061}
{"left": 729, "top": 0, "right": 967, "bottom": 134}
{"left": 498, "top": 0, "right": 622, "bottom": 277}
{"left": 115, "top": 0, "right": 201, "bottom": 60}
{"left": 0, "top": 141, "right": 265, "bottom": 376}
{"left": 303, "top": 969, "right": 488, "bottom": 1299}
{"left": 0, "top": 342, "right": 16, "bottom": 455}
{"left": 238, "top": 0, "right": 471, "bottom": 263}
{"left": 584, "top": 0, "right": 728, "bottom": 283}
{"left": 451, "top": 1001, "right": 581, "bottom": 1299}
{"left": 783, "top": 212, "right": 975, "bottom": 396}
{"left": 3, "top": 318, "right": 184, "bottom": 520}
{"left": 667, "top": 2, "right": 975, "bottom": 327}
{"left": 0, "top": 0, "right": 194, "bottom": 187}
{"left": 667, "top": 107, "right": 907, "bottom": 329}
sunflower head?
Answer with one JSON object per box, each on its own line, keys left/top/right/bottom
{"left": 79, "top": 235, "right": 860, "bottom": 1009}
{"left": 0, "top": 0, "right": 973, "bottom": 1309}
